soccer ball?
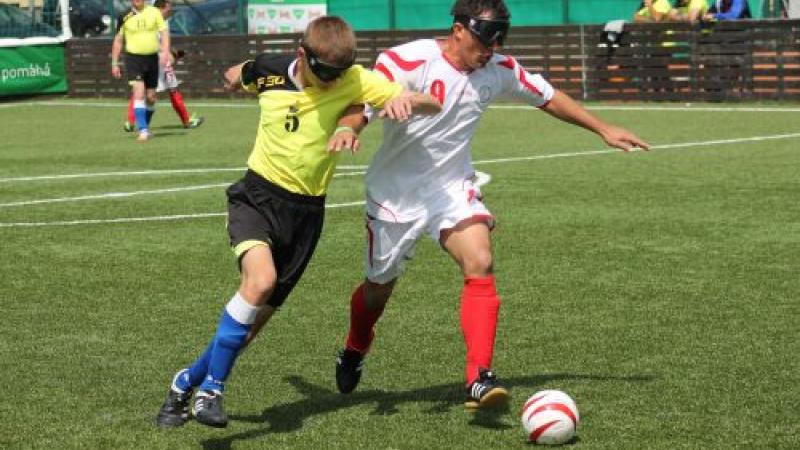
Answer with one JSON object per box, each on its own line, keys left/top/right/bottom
{"left": 521, "top": 390, "right": 580, "bottom": 445}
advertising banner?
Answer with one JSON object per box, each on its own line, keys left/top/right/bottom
{"left": 248, "top": 0, "right": 327, "bottom": 35}
{"left": 0, "top": 45, "right": 66, "bottom": 97}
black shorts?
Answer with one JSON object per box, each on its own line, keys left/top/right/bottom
{"left": 124, "top": 53, "right": 159, "bottom": 89}
{"left": 226, "top": 170, "right": 325, "bottom": 308}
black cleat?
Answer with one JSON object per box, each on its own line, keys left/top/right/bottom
{"left": 335, "top": 348, "right": 364, "bottom": 394}
{"left": 155, "top": 388, "right": 193, "bottom": 427}
{"left": 464, "top": 368, "right": 509, "bottom": 411}
{"left": 193, "top": 390, "right": 228, "bottom": 428}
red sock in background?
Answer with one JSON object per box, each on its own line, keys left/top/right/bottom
{"left": 460, "top": 276, "right": 501, "bottom": 385}
{"left": 345, "top": 283, "right": 386, "bottom": 354}
{"left": 169, "top": 90, "right": 190, "bottom": 125}
{"left": 127, "top": 95, "right": 135, "bottom": 124}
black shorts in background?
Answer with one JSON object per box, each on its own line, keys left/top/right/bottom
{"left": 226, "top": 170, "right": 326, "bottom": 308}
{"left": 124, "top": 53, "right": 159, "bottom": 89}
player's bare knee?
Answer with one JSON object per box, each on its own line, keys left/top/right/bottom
{"left": 461, "top": 251, "right": 493, "bottom": 277}
{"left": 239, "top": 273, "right": 276, "bottom": 304}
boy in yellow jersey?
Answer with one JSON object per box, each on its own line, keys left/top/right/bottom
{"left": 154, "top": 16, "right": 441, "bottom": 429}
{"left": 110, "top": 0, "right": 170, "bottom": 142}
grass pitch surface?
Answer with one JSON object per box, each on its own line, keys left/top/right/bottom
{"left": 1, "top": 100, "right": 798, "bottom": 449}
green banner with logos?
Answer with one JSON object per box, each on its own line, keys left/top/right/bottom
{"left": 0, "top": 45, "right": 66, "bottom": 97}
{"left": 248, "top": 0, "right": 327, "bottom": 34}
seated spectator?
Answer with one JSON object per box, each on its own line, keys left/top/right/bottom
{"left": 675, "top": 0, "right": 709, "bottom": 23}
{"left": 704, "top": 0, "right": 751, "bottom": 20}
{"left": 634, "top": 0, "right": 677, "bottom": 22}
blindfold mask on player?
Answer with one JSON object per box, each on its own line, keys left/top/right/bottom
{"left": 301, "top": 43, "right": 356, "bottom": 82}
{"left": 453, "top": 14, "right": 510, "bottom": 47}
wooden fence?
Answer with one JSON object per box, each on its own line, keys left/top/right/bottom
{"left": 65, "top": 19, "right": 800, "bottom": 101}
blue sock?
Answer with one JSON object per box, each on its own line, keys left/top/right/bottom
{"left": 134, "top": 99, "right": 148, "bottom": 132}
{"left": 199, "top": 293, "right": 260, "bottom": 393}
{"left": 188, "top": 341, "right": 213, "bottom": 386}
{"left": 174, "top": 341, "right": 213, "bottom": 392}
{"left": 146, "top": 107, "right": 155, "bottom": 126}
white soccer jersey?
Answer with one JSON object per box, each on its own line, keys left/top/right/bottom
{"left": 365, "top": 38, "right": 555, "bottom": 222}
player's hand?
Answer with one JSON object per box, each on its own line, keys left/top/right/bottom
{"left": 159, "top": 51, "right": 170, "bottom": 68}
{"left": 380, "top": 93, "right": 414, "bottom": 122}
{"left": 327, "top": 128, "right": 361, "bottom": 153}
{"left": 223, "top": 64, "right": 244, "bottom": 91}
{"left": 111, "top": 65, "right": 121, "bottom": 79}
{"left": 600, "top": 125, "right": 650, "bottom": 152}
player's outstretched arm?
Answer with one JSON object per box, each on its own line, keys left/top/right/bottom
{"left": 222, "top": 62, "right": 246, "bottom": 92}
{"left": 541, "top": 90, "right": 650, "bottom": 152}
{"left": 379, "top": 90, "right": 442, "bottom": 122}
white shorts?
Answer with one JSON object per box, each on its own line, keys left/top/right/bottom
{"left": 156, "top": 65, "right": 181, "bottom": 92}
{"left": 364, "top": 178, "right": 494, "bottom": 284}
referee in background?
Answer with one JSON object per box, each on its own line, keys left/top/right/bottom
{"left": 111, "top": 0, "right": 170, "bottom": 142}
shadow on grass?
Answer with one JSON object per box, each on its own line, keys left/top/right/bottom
{"left": 151, "top": 131, "right": 188, "bottom": 139}
{"left": 199, "top": 372, "right": 654, "bottom": 450}
{"left": 154, "top": 124, "right": 191, "bottom": 131}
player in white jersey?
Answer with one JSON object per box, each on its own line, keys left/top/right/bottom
{"left": 333, "top": 0, "right": 650, "bottom": 410}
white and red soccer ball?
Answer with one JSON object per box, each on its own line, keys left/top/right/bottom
{"left": 521, "top": 390, "right": 580, "bottom": 445}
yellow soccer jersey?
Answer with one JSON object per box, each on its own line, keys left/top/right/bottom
{"left": 116, "top": 6, "right": 167, "bottom": 55}
{"left": 636, "top": 0, "right": 674, "bottom": 18}
{"left": 241, "top": 54, "right": 404, "bottom": 196}
{"left": 678, "top": 0, "right": 709, "bottom": 15}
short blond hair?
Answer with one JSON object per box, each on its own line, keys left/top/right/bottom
{"left": 303, "top": 16, "right": 357, "bottom": 67}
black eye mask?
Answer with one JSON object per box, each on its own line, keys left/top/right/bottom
{"left": 453, "top": 14, "right": 510, "bottom": 47}
{"left": 301, "top": 43, "right": 355, "bottom": 82}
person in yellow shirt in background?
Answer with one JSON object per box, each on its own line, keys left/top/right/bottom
{"left": 634, "top": 0, "right": 710, "bottom": 23}
{"left": 676, "top": 0, "right": 710, "bottom": 23}
{"left": 634, "top": 0, "right": 676, "bottom": 22}
{"left": 123, "top": 0, "right": 204, "bottom": 133}
{"left": 110, "top": 0, "right": 170, "bottom": 142}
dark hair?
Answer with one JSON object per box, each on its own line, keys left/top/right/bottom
{"left": 153, "top": 0, "right": 170, "bottom": 8}
{"left": 450, "top": 0, "right": 510, "bottom": 20}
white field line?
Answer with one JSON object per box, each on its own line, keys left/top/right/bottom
{"left": 1, "top": 132, "right": 798, "bottom": 228}
{"left": 0, "top": 201, "right": 366, "bottom": 228}
{"left": 497, "top": 105, "right": 800, "bottom": 113}
{"left": 0, "top": 168, "right": 245, "bottom": 183}
{"left": 0, "top": 171, "right": 367, "bottom": 208}
{"left": 0, "top": 165, "right": 366, "bottom": 184}
{"left": 2, "top": 100, "right": 800, "bottom": 113}
{"left": 3, "top": 131, "right": 798, "bottom": 185}
{"left": 472, "top": 132, "right": 800, "bottom": 165}
{"left": 0, "top": 183, "right": 229, "bottom": 208}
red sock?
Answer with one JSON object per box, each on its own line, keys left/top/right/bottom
{"left": 169, "top": 90, "right": 190, "bottom": 125}
{"left": 127, "top": 95, "right": 135, "bottom": 124}
{"left": 460, "top": 276, "right": 501, "bottom": 385}
{"left": 345, "top": 283, "right": 385, "bottom": 354}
